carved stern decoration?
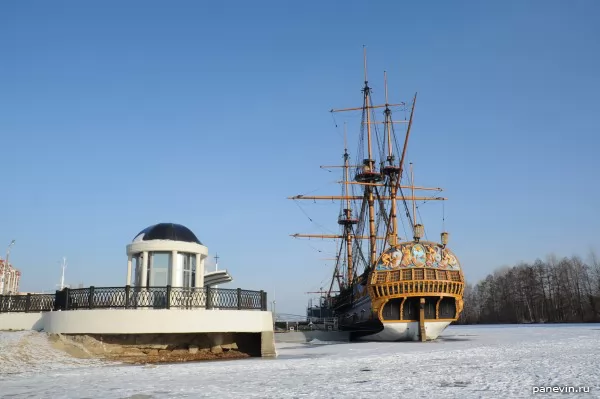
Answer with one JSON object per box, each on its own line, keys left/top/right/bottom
{"left": 368, "top": 241, "right": 465, "bottom": 336}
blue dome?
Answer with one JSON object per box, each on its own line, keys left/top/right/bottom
{"left": 133, "top": 223, "right": 202, "bottom": 245}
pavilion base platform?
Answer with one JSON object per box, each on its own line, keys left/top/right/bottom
{"left": 49, "top": 331, "right": 271, "bottom": 363}
{"left": 41, "top": 309, "right": 275, "bottom": 363}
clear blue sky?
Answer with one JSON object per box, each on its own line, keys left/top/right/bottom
{"left": 1, "top": 0, "right": 599, "bottom": 316}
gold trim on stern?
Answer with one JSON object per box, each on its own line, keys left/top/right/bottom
{"left": 369, "top": 267, "right": 465, "bottom": 324}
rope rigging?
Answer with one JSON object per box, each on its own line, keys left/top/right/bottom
{"left": 288, "top": 64, "right": 453, "bottom": 320}
{"left": 293, "top": 200, "right": 338, "bottom": 235}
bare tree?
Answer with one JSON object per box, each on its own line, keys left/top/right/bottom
{"left": 458, "top": 252, "right": 600, "bottom": 324}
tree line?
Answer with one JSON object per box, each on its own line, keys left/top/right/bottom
{"left": 457, "top": 252, "right": 600, "bottom": 324}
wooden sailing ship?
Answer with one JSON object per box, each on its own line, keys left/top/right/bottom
{"left": 290, "top": 50, "right": 465, "bottom": 341}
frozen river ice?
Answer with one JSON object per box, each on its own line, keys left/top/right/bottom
{"left": 1, "top": 324, "right": 599, "bottom": 398}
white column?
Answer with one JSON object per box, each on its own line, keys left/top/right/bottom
{"left": 141, "top": 251, "right": 149, "bottom": 288}
{"left": 195, "top": 254, "right": 205, "bottom": 288}
{"left": 126, "top": 254, "right": 132, "bottom": 286}
{"left": 171, "top": 250, "right": 178, "bottom": 286}
{"left": 194, "top": 253, "right": 201, "bottom": 287}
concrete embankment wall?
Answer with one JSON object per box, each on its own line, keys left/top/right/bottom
{"left": 0, "top": 309, "right": 276, "bottom": 360}
{"left": 41, "top": 309, "right": 272, "bottom": 334}
{"left": 275, "top": 330, "right": 350, "bottom": 343}
{"left": 0, "top": 313, "right": 44, "bottom": 331}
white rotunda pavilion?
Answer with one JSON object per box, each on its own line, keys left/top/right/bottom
{"left": 125, "top": 223, "right": 210, "bottom": 288}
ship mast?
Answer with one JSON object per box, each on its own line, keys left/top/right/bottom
{"left": 340, "top": 123, "right": 356, "bottom": 284}
{"left": 382, "top": 71, "right": 400, "bottom": 246}
{"left": 359, "top": 47, "right": 379, "bottom": 266}
{"left": 290, "top": 52, "right": 447, "bottom": 294}
{"left": 394, "top": 93, "right": 418, "bottom": 236}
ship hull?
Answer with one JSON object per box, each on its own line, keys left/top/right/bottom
{"left": 355, "top": 320, "right": 451, "bottom": 342}
{"left": 335, "top": 293, "right": 453, "bottom": 342}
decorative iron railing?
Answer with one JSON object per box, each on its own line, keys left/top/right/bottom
{"left": 0, "top": 293, "right": 55, "bottom": 313}
{"left": 0, "top": 286, "right": 267, "bottom": 313}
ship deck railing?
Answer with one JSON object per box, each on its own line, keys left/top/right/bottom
{"left": 370, "top": 280, "right": 464, "bottom": 298}
{"left": 0, "top": 285, "right": 268, "bottom": 313}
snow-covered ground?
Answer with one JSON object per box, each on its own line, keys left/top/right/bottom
{"left": 1, "top": 324, "right": 599, "bottom": 398}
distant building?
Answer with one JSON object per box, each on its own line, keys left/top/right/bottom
{"left": 12, "top": 292, "right": 43, "bottom": 296}
{"left": 0, "top": 259, "right": 21, "bottom": 295}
